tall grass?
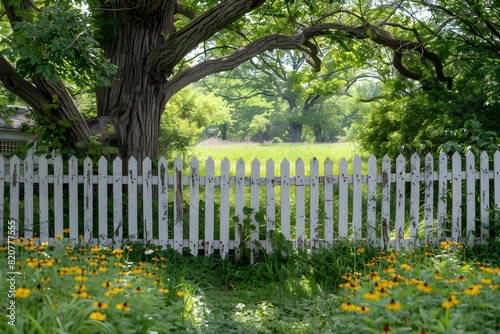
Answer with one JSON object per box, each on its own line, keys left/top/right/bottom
{"left": 192, "top": 141, "right": 368, "bottom": 176}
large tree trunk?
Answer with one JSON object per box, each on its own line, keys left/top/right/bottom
{"left": 289, "top": 122, "right": 303, "bottom": 143}
{"left": 313, "top": 124, "right": 322, "bottom": 143}
{"left": 95, "top": 1, "right": 176, "bottom": 163}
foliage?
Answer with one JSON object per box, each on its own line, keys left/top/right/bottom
{"left": 1, "top": 1, "right": 117, "bottom": 88}
{"left": 159, "top": 86, "right": 231, "bottom": 158}
{"left": 2, "top": 237, "right": 500, "bottom": 333}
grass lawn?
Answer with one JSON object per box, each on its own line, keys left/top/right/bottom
{"left": 2, "top": 234, "right": 500, "bottom": 333}
{"left": 192, "top": 140, "right": 368, "bottom": 175}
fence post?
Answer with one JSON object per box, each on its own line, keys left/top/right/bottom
{"left": 410, "top": 153, "right": 420, "bottom": 249}
{"left": 480, "top": 151, "right": 490, "bottom": 244}
{"left": 24, "top": 156, "right": 33, "bottom": 240}
{"left": 310, "top": 158, "right": 319, "bottom": 245}
{"left": 98, "top": 156, "right": 108, "bottom": 245}
{"left": 190, "top": 157, "right": 200, "bottom": 256}
{"left": 220, "top": 158, "right": 230, "bottom": 259}
{"left": 352, "top": 155, "right": 362, "bottom": 241}
{"left": 280, "top": 159, "right": 290, "bottom": 241}
{"left": 39, "top": 156, "right": 49, "bottom": 243}
{"left": 174, "top": 157, "right": 183, "bottom": 252}
{"left": 324, "top": 158, "right": 334, "bottom": 244}
{"left": 158, "top": 157, "right": 168, "bottom": 247}
{"left": 367, "top": 155, "right": 377, "bottom": 246}
{"left": 295, "top": 159, "right": 305, "bottom": 249}
{"left": 381, "top": 155, "right": 391, "bottom": 250}
{"left": 250, "top": 158, "right": 260, "bottom": 262}
{"left": 452, "top": 152, "right": 462, "bottom": 241}
{"left": 143, "top": 157, "right": 153, "bottom": 245}
{"left": 204, "top": 158, "right": 214, "bottom": 256}
{"left": 424, "top": 154, "right": 434, "bottom": 244}
{"left": 68, "top": 156, "right": 79, "bottom": 244}
{"left": 234, "top": 158, "right": 245, "bottom": 262}
{"left": 113, "top": 157, "right": 123, "bottom": 248}
{"left": 338, "top": 158, "right": 348, "bottom": 239}
{"left": 395, "top": 154, "right": 405, "bottom": 251}
{"left": 83, "top": 157, "right": 93, "bottom": 243}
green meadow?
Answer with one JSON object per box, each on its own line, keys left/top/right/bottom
{"left": 192, "top": 140, "right": 369, "bottom": 175}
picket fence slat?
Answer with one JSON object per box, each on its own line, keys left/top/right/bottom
{"left": 324, "top": 159, "right": 334, "bottom": 244}
{"left": 113, "top": 157, "right": 123, "bottom": 247}
{"left": 39, "top": 157, "right": 49, "bottom": 243}
{"left": 220, "top": 158, "right": 230, "bottom": 259}
{"left": 266, "top": 159, "right": 275, "bottom": 253}
{"left": 2, "top": 151, "right": 500, "bottom": 260}
{"left": 234, "top": 158, "right": 245, "bottom": 262}
{"left": 204, "top": 158, "right": 215, "bottom": 257}
{"left": 465, "top": 152, "right": 475, "bottom": 246}
{"left": 24, "top": 157, "right": 33, "bottom": 240}
{"left": 352, "top": 155, "right": 362, "bottom": 241}
{"left": 338, "top": 158, "right": 348, "bottom": 238}
{"left": 69, "top": 156, "right": 79, "bottom": 244}
{"left": 480, "top": 152, "right": 490, "bottom": 244}
{"left": 410, "top": 154, "right": 420, "bottom": 248}
{"left": 98, "top": 157, "right": 108, "bottom": 244}
{"left": 395, "top": 154, "right": 405, "bottom": 250}
{"left": 280, "top": 159, "right": 291, "bottom": 241}
{"left": 295, "top": 159, "right": 305, "bottom": 248}
{"left": 309, "top": 158, "right": 319, "bottom": 244}
{"left": 366, "top": 156, "right": 377, "bottom": 245}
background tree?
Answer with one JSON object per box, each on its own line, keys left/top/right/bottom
{"left": 0, "top": 0, "right": 454, "bottom": 162}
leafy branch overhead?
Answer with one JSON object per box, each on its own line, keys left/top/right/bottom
{"left": 0, "top": 0, "right": 471, "bottom": 159}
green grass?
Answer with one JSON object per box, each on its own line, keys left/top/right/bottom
{"left": 2, "top": 235, "right": 500, "bottom": 333}
{"left": 192, "top": 141, "right": 368, "bottom": 176}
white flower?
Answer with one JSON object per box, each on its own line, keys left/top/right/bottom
{"left": 144, "top": 249, "right": 154, "bottom": 255}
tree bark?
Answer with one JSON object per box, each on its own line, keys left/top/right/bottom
{"left": 313, "top": 124, "right": 322, "bottom": 143}
{"left": 289, "top": 122, "right": 303, "bottom": 143}
{"left": 94, "top": 1, "right": 176, "bottom": 163}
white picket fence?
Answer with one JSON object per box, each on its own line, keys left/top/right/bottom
{"left": 1, "top": 151, "right": 499, "bottom": 260}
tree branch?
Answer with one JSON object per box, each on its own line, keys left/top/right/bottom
{"left": 147, "top": 0, "right": 266, "bottom": 73}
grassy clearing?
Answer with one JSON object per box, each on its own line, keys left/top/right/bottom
{"left": 192, "top": 141, "right": 368, "bottom": 175}
{"left": 1, "top": 234, "right": 500, "bottom": 333}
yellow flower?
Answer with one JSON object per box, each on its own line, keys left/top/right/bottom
{"left": 74, "top": 284, "right": 87, "bottom": 291}
{"left": 55, "top": 234, "right": 63, "bottom": 241}
{"left": 99, "top": 267, "right": 108, "bottom": 273}
{"left": 400, "top": 263, "right": 413, "bottom": 271}
{"left": 71, "top": 290, "right": 88, "bottom": 298}
{"left": 464, "top": 285, "right": 482, "bottom": 296}
{"left": 341, "top": 302, "right": 357, "bottom": 311}
{"left": 74, "top": 276, "right": 87, "bottom": 282}
{"left": 417, "top": 282, "right": 433, "bottom": 293}
{"left": 382, "top": 324, "right": 392, "bottom": 334}
{"left": 153, "top": 280, "right": 163, "bottom": 286}
{"left": 363, "top": 291, "right": 380, "bottom": 301}
{"left": 15, "top": 286, "right": 30, "bottom": 298}
{"left": 134, "top": 286, "right": 145, "bottom": 293}
{"left": 366, "top": 272, "right": 381, "bottom": 281}
{"left": 442, "top": 295, "right": 460, "bottom": 308}
{"left": 89, "top": 311, "right": 106, "bottom": 321}
{"left": 386, "top": 299, "right": 401, "bottom": 311}
{"left": 357, "top": 248, "right": 365, "bottom": 254}
{"left": 481, "top": 278, "right": 492, "bottom": 285}
{"left": 41, "top": 276, "right": 51, "bottom": 283}
{"left": 159, "top": 288, "right": 169, "bottom": 293}
{"left": 79, "top": 235, "right": 84, "bottom": 240}
{"left": 382, "top": 267, "right": 395, "bottom": 274}
{"left": 63, "top": 228, "right": 71, "bottom": 233}
{"left": 92, "top": 301, "right": 109, "bottom": 310}
{"left": 356, "top": 305, "right": 370, "bottom": 313}
{"left": 116, "top": 302, "right": 131, "bottom": 311}
{"left": 177, "top": 291, "right": 186, "bottom": 297}
{"left": 102, "top": 281, "right": 113, "bottom": 288}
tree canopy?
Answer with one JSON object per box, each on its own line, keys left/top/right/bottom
{"left": 0, "top": 0, "right": 497, "bottom": 160}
